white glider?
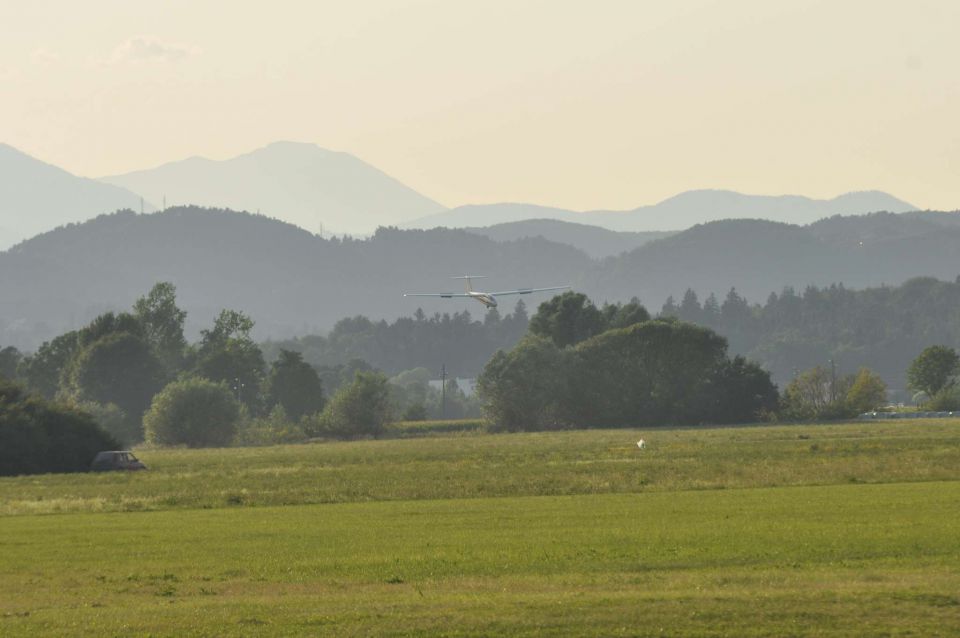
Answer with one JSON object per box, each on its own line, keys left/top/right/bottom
{"left": 404, "top": 276, "right": 569, "bottom": 308}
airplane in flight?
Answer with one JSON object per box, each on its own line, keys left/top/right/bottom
{"left": 404, "top": 276, "right": 569, "bottom": 309}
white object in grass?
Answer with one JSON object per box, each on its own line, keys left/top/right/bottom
{"left": 637, "top": 439, "right": 646, "bottom": 449}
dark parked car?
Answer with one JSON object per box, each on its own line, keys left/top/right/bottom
{"left": 90, "top": 451, "right": 147, "bottom": 472}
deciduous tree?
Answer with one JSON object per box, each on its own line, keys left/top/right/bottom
{"left": 845, "top": 368, "right": 887, "bottom": 413}
{"left": 529, "top": 292, "right": 604, "bottom": 348}
{"left": 0, "top": 379, "right": 118, "bottom": 476}
{"left": 195, "top": 310, "right": 265, "bottom": 412}
{"left": 312, "top": 371, "right": 392, "bottom": 438}
{"left": 134, "top": 282, "right": 187, "bottom": 377}
{"left": 907, "top": 345, "right": 959, "bottom": 397}
{"left": 265, "top": 350, "right": 324, "bottom": 420}
{"left": 477, "top": 335, "right": 571, "bottom": 431}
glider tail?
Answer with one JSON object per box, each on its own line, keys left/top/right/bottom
{"left": 451, "top": 275, "right": 486, "bottom": 293}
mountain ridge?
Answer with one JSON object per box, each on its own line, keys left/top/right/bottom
{"left": 406, "top": 189, "right": 917, "bottom": 232}
{"left": 2, "top": 141, "right": 921, "bottom": 241}
{"left": 0, "top": 144, "right": 153, "bottom": 250}
{"left": 463, "top": 218, "right": 675, "bottom": 258}
{"left": 99, "top": 141, "right": 446, "bottom": 235}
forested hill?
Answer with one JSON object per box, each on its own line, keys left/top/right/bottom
{"left": 591, "top": 212, "right": 960, "bottom": 307}
{"left": 3, "top": 207, "right": 960, "bottom": 351}
{"left": 0, "top": 207, "right": 591, "bottom": 349}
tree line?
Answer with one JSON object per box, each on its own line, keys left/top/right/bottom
{"left": 0, "top": 282, "right": 489, "bottom": 463}
{"left": 261, "top": 302, "right": 530, "bottom": 378}
{"left": 660, "top": 276, "right": 960, "bottom": 396}
{"left": 4, "top": 284, "right": 956, "bottom": 476}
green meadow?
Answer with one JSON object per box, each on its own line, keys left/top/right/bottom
{"left": 2, "top": 420, "right": 959, "bottom": 636}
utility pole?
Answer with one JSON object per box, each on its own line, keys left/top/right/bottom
{"left": 440, "top": 364, "right": 447, "bottom": 419}
{"left": 163, "top": 194, "right": 167, "bottom": 212}
{"left": 829, "top": 358, "right": 837, "bottom": 403}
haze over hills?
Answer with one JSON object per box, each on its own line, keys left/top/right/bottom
{"left": 407, "top": 190, "right": 917, "bottom": 232}
{"left": 0, "top": 144, "right": 153, "bottom": 250}
{"left": 463, "top": 219, "right": 675, "bottom": 259}
{"left": 3, "top": 207, "right": 960, "bottom": 356}
{"left": 99, "top": 141, "right": 446, "bottom": 235}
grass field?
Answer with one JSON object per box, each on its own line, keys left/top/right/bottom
{"left": 2, "top": 420, "right": 959, "bottom": 635}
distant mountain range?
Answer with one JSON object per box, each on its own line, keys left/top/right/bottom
{"left": 406, "top": 190, "right": 918, "bottom": 232}
{"left": 99, "top": 141, "right": 445, "bottom": 235}
{"left": 0, "top": 141, "right": 922, "bottom": 247}
{"left": 3, "top": 207, "right": 960, "bottom": 353}
{"left": 0, "top": 144, "right": 152, "bottom": 250}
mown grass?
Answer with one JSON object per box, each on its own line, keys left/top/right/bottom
{"left": 1, "top": 419, "right": 959, "bottom": 636}
{"left": 1, "top": 483, "right": 958, "bottom": 636}
{"left": 1, "top": 420, "right": 958, "bottom": 516}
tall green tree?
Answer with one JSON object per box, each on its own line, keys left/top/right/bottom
{"left": 907, "top": 345, "right": 959, "bottom": 397}
{"left": 701, "top": 293, "right": 721, "bottom": 329}
{"left": 67, "top": 331, "right": 163, "bottom": 423}
{"left": 134, "top": 282, "right": 188, "bottom": 378}
{"left": 195, "top": 310, "right": 265, "bottom": 411}
{"left": 477, "top": 335, "right": 571, "bottom": 431}
{"left": 678, "top": 289, "right": 702, "bottom": 324}
{"left": 529, "top": 292, "right": 605, "bottom": 348}
{"left": 18, "top": 331, "right": 80, "bottom": 399}
{"left": 602, "top": 298, "right": 651, "bottom": 331}
{"left": 265, "top": 350, "right": 325, "bottom": 420}
{"left": 77, "top": 312, "right": 144, "bottom": 347}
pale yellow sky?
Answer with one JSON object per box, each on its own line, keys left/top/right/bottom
{"left": 2, "top": 0, "right": 958, "bottom": 210}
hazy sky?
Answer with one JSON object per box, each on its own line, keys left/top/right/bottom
{"left": 2, "top": 0, "right": 958, "bottom": 210}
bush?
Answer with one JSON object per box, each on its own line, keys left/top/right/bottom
{"left": 401, "top": 402, "right": 428, "bottom": 421}
{"left": 234, "top": 405, "right": 308, "bottom": 446}
{"left": 925, "top": 387, "right": 960, "bottom": 411}
{"left": 0, "top": 379, "right": 119, "bottom": 476}
{"left": 309, "top": 372, "right": 392, "bottom": 438}
{"left": 144, "top": 377, "right": 240, "bottom": 447}
{"left": 385, "top": 419, "right": 486, "bottom": 437}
